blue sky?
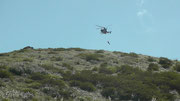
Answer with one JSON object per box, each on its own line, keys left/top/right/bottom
{"left": 0, "top": 0, "right": 180, "bottom": 59}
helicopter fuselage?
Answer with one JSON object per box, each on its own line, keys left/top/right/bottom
{"left": 96, "top": 25, "right": 111, "bottom": 34}
{"left": 101, "top": 28, "right": 111, "bottom": 34}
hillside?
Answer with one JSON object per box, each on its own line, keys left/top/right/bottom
{"left": 0, "top": 46, "right": 180, "bottom": 101}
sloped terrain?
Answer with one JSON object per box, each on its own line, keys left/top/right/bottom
{"left": 0, "top": 47, "right": 180, "bottom": 101}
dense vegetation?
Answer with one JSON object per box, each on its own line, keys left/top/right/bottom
{"left": 0, "top": 47, "right": 180, "bottom": 101}
{"left": 62, "top": 65, "right": 180, "bottom": 101}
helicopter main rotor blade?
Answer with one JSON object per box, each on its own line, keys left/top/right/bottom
{"left": 96, "top": 25, "right": 104, "bottom": 28}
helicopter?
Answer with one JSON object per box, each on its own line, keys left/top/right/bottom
{"left": 96, "top": 25, "right": 112, "bottom": 45}
{"left": 96, "top": 25, "right": 111, "bottom": 34}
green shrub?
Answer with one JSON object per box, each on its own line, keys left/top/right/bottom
{"left": 0, "top": 65, "right": 8, "bottom": 70}
{"left": 95, "top": 50, "right": 105, "bottom": 53}
{"left": 79, "top": 82, "right": 96, "bottom": 92}
{"left": 30, "top": 72, "right": 48, "bottom": 81}
{"left": 154, "top": 72, "right": 180, "bottom": 93}
{"left": 68, "top": 70, "right": 102, "bottom": 86}
{"left": 53, "top": 48, "right": 66, "bottom": 51}
{"left": 67, "top": 48, "right": 85, "bottom": 51}
{"left": 62, "top": 71, "right": 73, "bottom": 81}
{"left": 100, "top": 62, "right": 108, "bottom": 68}
{"left": 42, "top": 87, "right": 71, "bottom": 99}
{"left": 28, "top": 82, "right": 42, "bottom": 89}
{"left": 32, "top": 98, "right": 38, "bottom": 101}
{"left": 120, "top": 53, "right": 129, "bottom": 57}
{"left": 1, "top": 99, "right": 10, "bottom": 101}
{"left": 51, "top": 56, "right": 63, "bottom": 61}
{"left": 99, "top": 66, "right": 114, "bottom": 74}
{"left": 162, "top": 72, "right": 180, "bottom": 92}
{"left": 174, "top": 62, "right": 180, "bottom": 72}
{"left": 62, "top": 63, "right": 73, "bottom": 70}
{"left": 0, "top": 70, "right": 12, "bottom": 78}
{"left": 9, "top": 66, "right": 33, "bottom": 75}
{"left": 58, "top": 89, "right": 72, "bottom": 99}
{"left": 25, "top": 79, "right": 34, "bottom": 83}
{"left": 0, "top": 80, "right": 5, "bottom": 87}
{"left": 23, "top": 58, "right": 33, "bottom": 62}
{"left": 42, "top": 87, "right": 51, "bottom": 94}
{"left": 59, "top": 64, "right": 180, "bottom": 101}
{"left": 129, "top": 52, "right": 139, "bottom": 58}
{"left": 0, "top": 53, "right": 9, "bottom": 56}
{"left": 44, "top": 79, "right": 66, "bottom": 88}
{"left": 57, "top": 69, "right": 65, "bottom": 75}
{"left": 30, "top": 72, "right": 66, "bottom": 89}
{"left": 41, "top": 63, "right": 60, "bottom": 72}
{"left": 9, "top": 67, "right": 23, "bottom": 75}
{"left": 113, "top": 51, "right": 122, "bottom": 54}
{"left": 147, "top": 56, "right": 156, "bottom": 62}
{"left": 170, "top": 79, "right": 180, "bottom": 93}
{"left": 70, "top": 80, "right": 82, "bottom": 87}
{"left": 69, "top": 70, "right": 92, "bottom": 82}
{"left": 101, "top": 87, "right": 116, "bottom": 99}
{"left": 120, "top": 52, "right": 139, "bottom": 57}
{"left": 78, "top": 53, "right": 104, "bottom": 61}
{"left": 92, "top": 67, "right": 98, "bottom": 71}
{"left": 62, "top": 63, "right": 71, "bottom": 68}
{"left": 116, "top": 65, "right": 141, "bottom": 74}
{"left": 22, "top": 88, "right": 35, "bottom": 95}
{"left": 48, "top": 51, "right": 57, "bottom": 54}
{"left": 147, "top": 63, "right": 159, "bottom": 71}
{"left": 41, "top": 63, "right": 54, "bottom": 70}
{"left": 75, "top": 61, "right": 80, "bottom": 65}
{"left": 159, "top": 57, "right": 172, "bottom": 69}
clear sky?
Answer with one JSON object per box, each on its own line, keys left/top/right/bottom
{"left": 0, "top": 0, "right": 180, "bottom": 59}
